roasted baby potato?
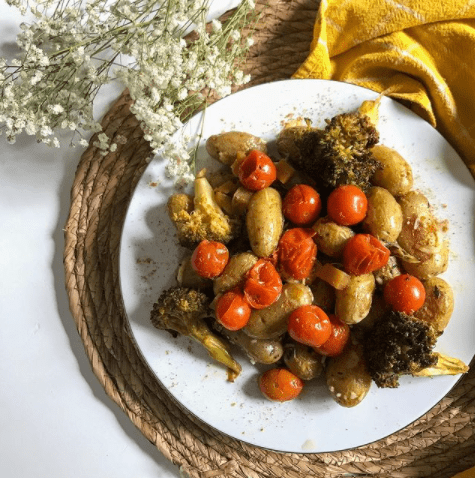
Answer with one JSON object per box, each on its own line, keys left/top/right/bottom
{"left": 176, "top": 256, "right": 211, "bottom": 290}
{"left": 401, "top": 240, "right": 449, "bottom": 278}
{"left": 371, "top": 144, "right": 413, "bottom": 196}
{"left": 326, "top": 341, "right": 372, "bottom": 407}
{"left": 355, "top": 292, "right": 390, "bottom": 330}
{"left": 363, "top": 186, "right": 403, "bottom": 242}
{"left": 216, "top": 325, "right": 284, "bottom": 364}
{"left": 397, "top": 191, "right": 443, "bottom": 262}
{"left": 243, "top": 283, "right": 313, "bottom": 339}
{"left": 246, "top": 187, "right": 284, "bottom": 258}
{"left": 335, "top": 273, "right": 375, "bottom": 324}
{"left": 213, "top": 252, "right": 258, "bottom": 295}
{"left": 312, "top": 217, "right": 355, "bottom": 258}
{"left": 284, "top": 341, "right": 323, "bottom": 380}
{"left": 276, "top": 124, "right": 311, "bottom": 162}
{"left": 415, "top": 277, "right": 454, "bottom": 334}
{"left": 309, "top": 277, "right": 336, "bottom": 312}
{"left": 206, "top": 131, "right": 267, "bottom": 166}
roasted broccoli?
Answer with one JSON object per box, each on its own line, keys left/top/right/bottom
{"left": 363, "top": 311, "right": 438, "bottom": 388}
{"left": 167, "top": 169, "right": 241, "bottom": 248}
{"left": 277, "top": 100, "right": 381, "bottom": 192}
{"left": 150, "top": 286, "right": 242, "bottom": 381}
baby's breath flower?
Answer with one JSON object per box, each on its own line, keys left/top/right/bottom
{"left": 211, "top": 19, "right": 222, "bottom": 32}
{"left": 0, "top": 0, "right": 258, "bottom": 183}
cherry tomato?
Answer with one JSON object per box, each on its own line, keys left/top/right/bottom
{"left": 258, "top": 368, "right": 304, "bottom": 402}
{"left": 282, "top": 184, "right": 322, "bottom": 226}
{"left": 384, "top": 274, "right": 426, "bottom": 314}
{"left": 342, "top": 233, "right": 390, "bottom": 275}
{"left": 244, "top": 259, "right": 282, "bottom": 309}
{"left": 327, "top": 184, "right": 368, "bottom": 226}
{"left": 287, "top": 305, "right": 332, "bottom": 348}
{"left": 314, "top": 314, "right": 350, "bottom": 357}
{"left": 215, "top": 289, "right": 252, "bottom": 331}
{"left": 238, "top": 150, "right": 276, "bottom": 191}
{"left": 191, "top": 240, "right": 229, "bottom": 279}
{"left": 277, "top": 228, "right": 317, "bottom": 280}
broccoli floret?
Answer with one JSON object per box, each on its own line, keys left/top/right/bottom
{"left": 150, "top": 286, "right": 242, "bottom": 380}
{"left": 167, "top": 169, "right": 241, "bottom": 249}
{"left": 277, "top": 101, "right": 382, "bottom": 192}
{"left": 363, "top": 311, "right": 438, "bottom": 388}
{"left": 313, "top": 112, "right": 380, "bottom": 191}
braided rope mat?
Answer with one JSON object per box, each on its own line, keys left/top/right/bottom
{"left": 64, "top": 1, "right": 475, "bottom": 477}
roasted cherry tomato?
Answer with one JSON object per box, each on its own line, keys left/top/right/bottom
{"left": 384, "top": 274, "right": 426, "bottom": 314}
{"left": 215, "top": 289, "right": 252, "bottom": 331}
{"left": 287, "top": 305, "right": 332, "bottom": 348}
{"left": 244, "top": 259, "right": 282, "bottom": 309}
{"left": 282, "top": 184, "right": 322, "bottom": 226}
{"left": 342, "top": 233, "right": 390, "bottom": 275}
{"left": 258, "top": 368, "right": 304, "bottom": 402}
{"left": 277, "top": 228, "right": 317, "bottom": 280}
{"left": 238, "top": 150, "right": 276, "bottom": 191}
{"left": 314, "top": 314, "right": 350, "bottom": 357}
{"left": 327, "top": 184, "right": 368, "bottom": 226}
{"left": 191, "top": 240, "right": 229, "bottom": 279}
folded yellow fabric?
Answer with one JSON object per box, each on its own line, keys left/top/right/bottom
{"left": 293, "top": 0, "right": 475, "bottom": 178}
{"left": 453, "top": 468, "right": 475, "bottom": 478}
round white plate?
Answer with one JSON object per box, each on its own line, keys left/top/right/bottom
{"left": 119, "top": 79, "right": 475, "bottom": 454}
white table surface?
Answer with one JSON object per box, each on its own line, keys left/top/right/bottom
{"left": 0, "top": 2, "right": 236, "bottom": 477}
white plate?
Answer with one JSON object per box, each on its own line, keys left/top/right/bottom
{"left": 119, "top": 79, "right": 475, "bottom": 454}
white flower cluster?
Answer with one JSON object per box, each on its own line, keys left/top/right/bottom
{"left": 0, "top": 0, "right": 256, "bottom": 181}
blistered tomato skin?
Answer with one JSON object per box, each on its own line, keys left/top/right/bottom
{"left": 314, "top": 314, "right": 350, "bottom": 357}
{"left": 327, "top": 185, "right": 368, "bottom": 226}
{"left": 287, "top": 305, "right": 332, "bottom": 348}
{"left": 277, "top": 228, "right": 317, "bottom": 280}
{"left": 191, "top": 240, "right": 229, "bottom": 278}
{"left": 282, "top": 184, "right": 322, "bottom": 226}
{"left": 258, "top": 368, "right": 304, "bottom": 402}
{"left": 342, "top": 233, "right": 390, "bottom": 275}
{"left": 384, "top": 274, "right": 426, "bottom": 314}
{"left": 238, "top": 150, "right": 276, "bottom": 191}
{"left": 216, "top": 289, "right": 252, "bottom": 331}
{"left": 244, "top": 259, "right": 282, "bottom": 309}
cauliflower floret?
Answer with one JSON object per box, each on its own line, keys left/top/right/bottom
{"left": 167, "top": 169, "right": 240, "bottom": 248}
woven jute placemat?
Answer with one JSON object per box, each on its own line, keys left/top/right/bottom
{"left": 64, "top": 1, "right": 475, "bottom": 477}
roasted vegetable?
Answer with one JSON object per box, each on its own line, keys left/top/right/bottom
{"left": 371, "top": 144, "right": 413, "bottom": 196}
{"left": 167, "top": 169, "right": 240, "bottom": 248}
{"left": 277, "top": 100, "right": 381, "bottom": 192}
{"left": 150, "top": 286, "right": 242, "bottom": 381}
{"left": 362, "top": 186, "right": 403, "bottom": 242}
{"left": 397, "top": 191, "right": 443, "bottom": 262}
{"left": 335, "top": 273, "right": 375, "bottom": 324}
{"left": 363, "top": 311, "right": 438, "bottom": 388}
{"left": 412, "top": 352, "right": 468, "bottom": 377}
{"left": 243, "top": 283, "right": 313, "bottom": 339}
{"left": 206, "top": 131, "right": 267, "bottom": 166}
{"left": 326, "top": 341, "right": 372, "bottom": 408}
{"left": 312, "top": 217, "right": 354, "bottom": 259}
{"left": 246, "top": 187, "right": 283, "bottom": 257}
{"left": 414, "top": 277, "right": 454, "bottom": 334}
{"left": 214, "top": 323, "right": 284, "bottom": 365}
{"left": 284, "top": 340, "right": 323, "bottom": 380}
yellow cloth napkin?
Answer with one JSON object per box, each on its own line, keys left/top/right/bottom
{"left": 293, "top": 0, "right": 475, "bottom": 178}
{"left": 453, "top": 469, "right": 475, "bottom": 478}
